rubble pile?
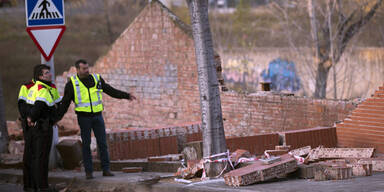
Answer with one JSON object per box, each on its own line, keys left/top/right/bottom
{"left": 173, "top": 144, "right": 384, "bottom": 187}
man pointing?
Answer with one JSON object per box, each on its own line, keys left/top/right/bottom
{"left": 58, "top": 59, "right": 136, "bottom": 179}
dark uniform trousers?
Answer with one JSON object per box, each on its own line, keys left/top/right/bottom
{"left": 30, "top": 119, "right": 53, "bottom": 191}
{"left": 22, "top": 118, "right": 34, "bottom": 191}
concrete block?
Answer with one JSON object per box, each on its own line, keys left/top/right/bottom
{"left": 56, "top": 139, "right": 82, "bottom": 170}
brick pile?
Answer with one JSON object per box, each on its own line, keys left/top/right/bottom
{"left": 107, "top": 123, "right": 283, "bottom": 160}
{"left": 314, "top": 163, "right": 352, "bottom": 181}
{"left": 337, "top": 84, "right": 384, "bottom": 153}
{"left": 224, "top": 154, "right": 297, "bottom": 186}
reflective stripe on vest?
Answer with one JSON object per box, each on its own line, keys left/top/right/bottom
{"left": 71, "top": 74, "right": 103, "bottom": 112}
{"left": 18, "top": 85, "right": 28, "bottom": 101}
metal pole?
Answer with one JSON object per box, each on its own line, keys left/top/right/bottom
{"left": 41, "top": 54, "right": 59, "bottom": 169}
{"left": 41, "top": 54, "right": 55, "bottom": 83}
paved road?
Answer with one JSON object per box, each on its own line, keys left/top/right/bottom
{"left": 1, "top": 169, "right": 384, "bottom": 192}
{"left": 0, "top": 182, "right": 24, "bottom": 192}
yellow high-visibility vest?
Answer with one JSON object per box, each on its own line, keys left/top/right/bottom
{"left": 70, "top": 74, "right": 103, "bottom": 113}
{"left": 26, "top": 81, "right": 61, "bottom": 107}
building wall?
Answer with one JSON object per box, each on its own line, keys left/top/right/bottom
{"left": 55, "top": 1, "right": 357, "bottom": 137}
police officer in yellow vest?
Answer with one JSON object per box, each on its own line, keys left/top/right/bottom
{"left": 17, "top": 78, "right": 35, "bottom": 192}
{"left": 26, "top": 64, "right": 61, "bottom": 192}
{"left": 58, "top": 59, "right": 136, "bottom": 179}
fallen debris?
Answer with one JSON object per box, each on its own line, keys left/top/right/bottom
{"left": 174, "top": 178, "right": 193, "bottom": 184}
{"left": 264, "top": 149, "right": 288, "bottom": 157}
{"left": 223, "top": 154, "right": 297, "bottom": 186}
{"left": 289, "top": 146, "right": 311, "bottom": 157}
{"left": 175, "top": 159, "right": 204, "bottom": 179}
{"left": 259, "top": 156, "right": 281, "bottom": 165}
{"left": 308, "top": 147, "right": 375, "bottom": 162}
{"left": 358, "top": 158, "right": 384, "bottom": 172}
{"left": 230, "top": 149, "right": 252, "bottom": 163}
{"left": 314, "top": 163, "right": 352, "bottom": 181}
{"left": 297, "top": 164, "right": 316, "bottom": 179}
{"left": 275, "top": 145, "right": 291, "bottom": 151}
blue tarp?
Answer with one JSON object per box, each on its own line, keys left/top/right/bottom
{"left": 261, "top": 58, "right": 301, "bottom": 92}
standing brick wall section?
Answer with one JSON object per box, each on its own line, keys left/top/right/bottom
{"left": 337, "top": 84, "right": 384, "bottom": 153}
{"left": 107, "top": 122, "right": 202, "bottom": 160}
{"left": 55, "top": 0, "right": 356, "bottom": 137}
{"left": 221, "top": 92, "right": 356, "bottom": 137}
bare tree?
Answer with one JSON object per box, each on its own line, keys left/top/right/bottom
{"left": 186, "top": 0, "right": 227, "bottom": 177}
{"left": 0, "top": 75, "right": 9, "bottom": 153}
{"left": 309, "top": 0, "right": 382, "bottom": 98}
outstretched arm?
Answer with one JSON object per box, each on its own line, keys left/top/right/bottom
{"left": 100, "top": 77, "right": 136, "bottom": 100}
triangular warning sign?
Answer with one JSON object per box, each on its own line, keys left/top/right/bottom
{"left": 29, "top": 0, "right": 63, "bottom": 20}
{"left": 26, "top": 25, "right": 66, "bottom": 61}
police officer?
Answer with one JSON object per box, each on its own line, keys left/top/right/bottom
{"left": 18, "top": 78, "right": 35, "bottom": 192}
{"left": 26, "top": 64, "right": 60, "bottom": 192}
{"left": 58, "top": 59, "right": 136, "bottom": 179}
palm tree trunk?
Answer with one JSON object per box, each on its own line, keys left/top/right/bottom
{"left": 186, "top": 0, "right": 227, "bottom": 177}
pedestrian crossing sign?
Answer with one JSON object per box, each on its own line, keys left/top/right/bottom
{"left": 25, "top": 0, "right": 65, "bottom": 27}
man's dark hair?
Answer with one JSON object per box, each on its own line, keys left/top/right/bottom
{"left": 33, "top": 64, "right": 50, "bottom": 81}
{"left": 75, "top": 59, "right": 88, "bottom": 69}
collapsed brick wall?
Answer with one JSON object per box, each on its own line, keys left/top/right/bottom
{"left": 337, "top": 84, "right": 384, "bottom": 153}
{"left": 55, "top": 1, "right": 356, "bottom": 137}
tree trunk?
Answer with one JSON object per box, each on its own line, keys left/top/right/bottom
{"left": 186, "top": 0, "right": 227, "bottom": 177}
{"left": 0, "top": 75, "right": 9, "bottom": 153}
{"left": 314, "top": 62, "right": 331, "bottom": 98}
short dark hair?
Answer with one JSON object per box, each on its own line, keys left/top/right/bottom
{"left": 33, "top": 64, "right": 50, "bottom": 81}
{"left": 75, "top": 59, "right": 88, "bottom": 69}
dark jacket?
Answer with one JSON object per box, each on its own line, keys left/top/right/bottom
{"left": 58, "top": 74, "right": 131, "bottom": 118}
